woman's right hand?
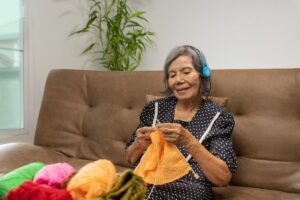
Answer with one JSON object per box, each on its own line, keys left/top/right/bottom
{"left": 126, "top": 126, "right": 156, "bottom": 165}
{"left": 134, "top": 126, "right": 156, "bottom": 151}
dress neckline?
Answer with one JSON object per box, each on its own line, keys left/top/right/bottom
{"left": 170, "top": 96, "right": 204, "bottom": 124}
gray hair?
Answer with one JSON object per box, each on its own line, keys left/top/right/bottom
{"left": 163, "top": 45, "right": 211, "bottom": 98}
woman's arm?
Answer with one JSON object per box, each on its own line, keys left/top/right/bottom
{"left": 184, "top": 136, "right": 232, "bottom": 186}
{"left": 157, "top": 112, "right": 236, "bottom": 186}
{"left": 158, "top": 125, "right": 232, "bottom": 186}
{"left": 125, "top": 101, "right": 157, "bottom": 165}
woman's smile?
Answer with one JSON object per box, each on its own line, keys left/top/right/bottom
{"left": 167, "top": 55, "right": 201, "bottom": 101}
{"left": 175, "top": 86, "right": 191, "bottom": 94}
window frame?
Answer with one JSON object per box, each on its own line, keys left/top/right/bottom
{"left": 0, "top": 0, "right": 32, "bottom": 143}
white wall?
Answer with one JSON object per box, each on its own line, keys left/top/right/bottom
{"left": 1, "top": 0, "right": 300, "bottom": 143}
{"left": 139, "top": 0, "right": 300, "bottom": 70}
{"left": 29, "top": 0, "right": 300, "bottom": 73}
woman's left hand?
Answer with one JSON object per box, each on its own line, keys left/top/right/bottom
{"left": 156, "top": 123, "right": 193, "bottom": 145}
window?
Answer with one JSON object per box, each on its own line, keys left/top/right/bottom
{"left": 0, "top": 0, "right": 23, "bottom": 130}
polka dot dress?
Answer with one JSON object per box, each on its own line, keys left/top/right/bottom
{"left": 126, "top": 96, "right": 237, "bottom": 200}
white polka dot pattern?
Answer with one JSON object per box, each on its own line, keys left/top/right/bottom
{"left": 126, "top": 96, "right": 237, "bottom": 200}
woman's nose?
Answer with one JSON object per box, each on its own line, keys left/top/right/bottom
{"left": 175, "top": 74, "right": 184, "bottom": 83}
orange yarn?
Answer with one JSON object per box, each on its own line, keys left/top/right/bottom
{"left": 67, "top": 160, "right": 117, "bottom": 200}
{"left": 134, "top": 130, "right": 191, "bottom": 185}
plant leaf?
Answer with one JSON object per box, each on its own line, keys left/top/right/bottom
{"left": 71, "top": 0, "right": 155, "bottom": 71}
{"left": 69, "top": 13, "right": 97, "bottom": 36}
{"left": 129, "top": 11, "right": 145, "bottom": 20}
{"left": 81, "top": 43, "right": 95, "bottom": 54}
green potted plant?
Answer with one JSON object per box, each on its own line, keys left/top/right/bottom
{"left": 71, "top": 0, "right": 155, "bottom": 71}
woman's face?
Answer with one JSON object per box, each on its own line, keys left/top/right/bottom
{"left": 167, "top": 55, "right": 201, "bottom": 101}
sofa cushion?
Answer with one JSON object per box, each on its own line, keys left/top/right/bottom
{"left": 210, "top": 69, "right": 300, "bottom": 194}
{"left": 34, "top": 70, "right": 165, "bottom": 169}
{"left": 0, "top": 143, "right": 129, "bottom": 176}
{"left": 213, "top": 185, "right": 300, "bottom": 200}
{"left": 0, "top": 143, "right": 91, "bottom": 174}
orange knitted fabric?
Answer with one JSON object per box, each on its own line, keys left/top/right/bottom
{"left": 134, "top": 130, "right": 191, "bottom": 185}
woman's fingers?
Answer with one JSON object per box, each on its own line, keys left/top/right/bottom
{"left": 140, "top": 134, "right": 152, "bottom": 141}
{"left": 158, "top": 127, "right": 176, "bottom": 135}
{"left": 135, "top": 129, "right": 152, "bottom": 150}
{"left": 136, "top": 126, "right": 156, "bottom": 142}
{"left": 136, "top": 124, "right": 188, "bottom": 145}
{"left": 157, "top": 127, "right": 180, "bottom": 144}
{"left": 156, "top": 123, "right": 179, "bottom": 129}
{"left": 156, "top": 123, "right": 190, "bottom": 145}
{"left": 158, "top": 125, "right": 183, "bottom": 136}
{"left": 137, "top": 133, "right": 150, "bottom": 141}
{"left": 138, "top": 126, "right": 156, "bottom": 134}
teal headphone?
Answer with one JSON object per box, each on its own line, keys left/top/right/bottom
{"left": 202, "top": 66, "right": 211, "bottom": 78}
{"left": 187, "top": 45, "right": 211, "bottom": 78}
{"left": 198, "top": 51, "right": 211, "bottom": 78}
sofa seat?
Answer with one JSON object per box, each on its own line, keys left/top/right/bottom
{"left": 0, "top": 143, "right": 128, "bottom": 176}
{"left": 213, "top": 186, "right": 300, "bottom": 200}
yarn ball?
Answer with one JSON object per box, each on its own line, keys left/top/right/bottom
{"left": 67, "top": 159, "right": 117, "bottom": 199}
{"left": 33, "top": 163, "right": 75, "bottom": 188}
{"left": 0, "top": 162, "right": 45, "bottom": 199}
{"left": 100, "top": 169, "right": 146, "bottom": 200}
{"left": 4, "top": 181, "right": 72, "bottom": 200}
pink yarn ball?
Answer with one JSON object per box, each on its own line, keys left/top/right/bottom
{"left": 33, "top": 163, "right": 75, "bottom": 188}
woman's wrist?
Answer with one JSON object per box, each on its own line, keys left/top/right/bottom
{"left": 181, "top": 129, "right": 195, "bottom": 146}
{"left": 126, "top": 140, "right": 148, "bottom": 165}
{"left": 184, "top": 136, "right": 198, "bottom": 152}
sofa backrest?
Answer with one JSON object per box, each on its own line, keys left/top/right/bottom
{"left": 35, "top": 70, "right": 165, "bottom": 167}
{"left": 211, "top": 69, "right": 300, "bottom": 194}
{"left": 35, "top": 69, "right": 300, "bottom": 194}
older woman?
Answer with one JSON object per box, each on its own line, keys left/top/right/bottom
{"left": 125, "top": 45, "right": 237, "bottom": 200}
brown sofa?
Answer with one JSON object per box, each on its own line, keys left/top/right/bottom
{"left": 0, "top": 69, "right": 299, "bottom": 200}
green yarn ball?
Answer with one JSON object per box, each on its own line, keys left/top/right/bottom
{"left": 0, "top": 162, "right": 45, "bottom": 199}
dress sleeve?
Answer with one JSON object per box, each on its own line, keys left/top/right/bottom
{"left": 208, "top": 111, "right": 237, "bottom": 174}
{"left": 125, "top": 101, "right": 154, "bottom": 149}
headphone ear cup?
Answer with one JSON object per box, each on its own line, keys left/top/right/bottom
{"left": 202, "top": 65, "right": 211, "bottom": 78}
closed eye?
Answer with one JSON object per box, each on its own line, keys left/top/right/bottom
{"left": 182, "top": 69, "right": 191, "bottom": 75}
{"left": 168, "top": 73, "right": 176, "bottom": 78}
